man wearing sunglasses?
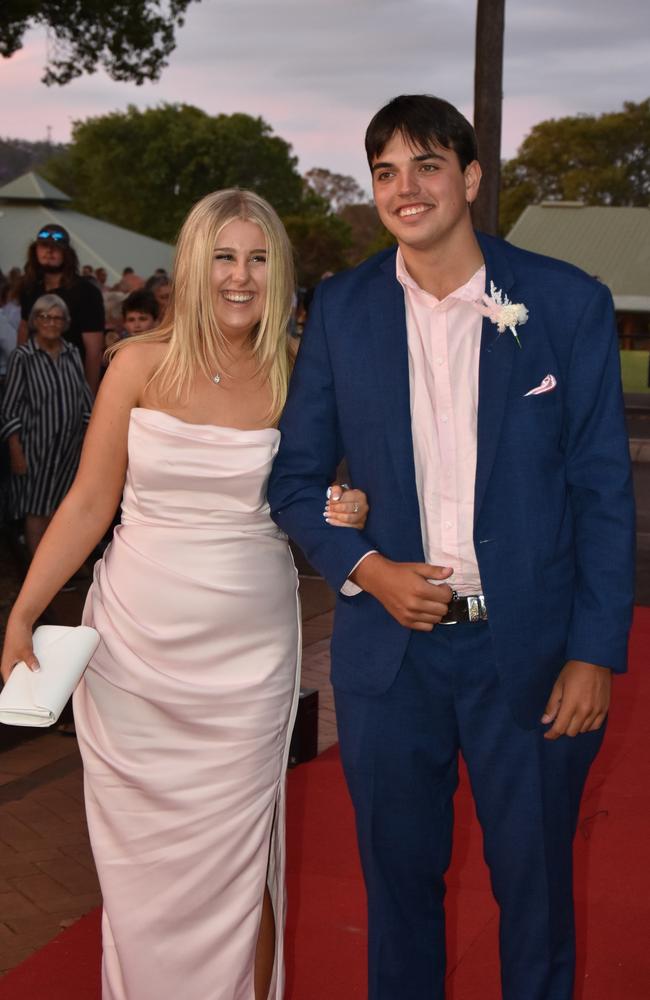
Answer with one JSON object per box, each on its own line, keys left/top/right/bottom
{"left": 18, "top": 224, "right": 105, "bottom": 395}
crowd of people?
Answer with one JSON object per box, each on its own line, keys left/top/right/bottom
{"left": 0, "top": 224, "right": 321, "bottom": 558}
{"left": 0, "top": 225, "right": 177, "bottom": 554}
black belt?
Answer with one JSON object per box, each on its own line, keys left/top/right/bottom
{"left": 439, "top": 593, "right": 487, "bottom": 625}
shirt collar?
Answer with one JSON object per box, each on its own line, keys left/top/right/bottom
{"left": 396, "top": 247, "right": 485, "bottom": 307}
{"left": 29, "top": 335, "right": 73, "bottom": 356}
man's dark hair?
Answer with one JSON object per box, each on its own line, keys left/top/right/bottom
{"left": 365, "top": 94, "right": 478, "bottom": 171}
{"left": 122, "top": 288, "right": 159, "bottom": 320}
{"left": 23, "top": 240, "right": 80, "bottom": 293}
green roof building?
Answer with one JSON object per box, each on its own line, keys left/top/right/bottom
{"left": 0, "top": 171, "right": 174, "bottom": 284}
{"left": 507, "top": 202, "right": 650, "bottom": 319}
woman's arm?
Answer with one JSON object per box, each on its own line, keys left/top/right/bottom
{"left": 1, "top": 344, "right": 151, "bottom": 681}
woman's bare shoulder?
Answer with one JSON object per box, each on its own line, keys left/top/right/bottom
{"left": 109, "top": 339, "right": 167, "bottom": 381}
{"left": 112, "top": 338, "right": 167, "bottom": 367}
{"left": 97, "top": 340, "right": 167, "bottom": 411}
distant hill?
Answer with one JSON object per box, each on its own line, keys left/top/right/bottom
{"left": 0, "top": 138, "right": 68, "bottom": 186}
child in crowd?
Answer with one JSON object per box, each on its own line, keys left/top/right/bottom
{"left": 104, "top": 290, "right": 159, "bottom": 351}
{"left": 122, "top": 289, "right": 159, "bottom": 337}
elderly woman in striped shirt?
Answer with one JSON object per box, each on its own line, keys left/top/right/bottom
{"left": 1, "top": 293, "right": 93, "bottom": 555}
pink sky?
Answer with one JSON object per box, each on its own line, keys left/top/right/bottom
{"left": 1, "top": 3, "right": 646, "bottom": 191}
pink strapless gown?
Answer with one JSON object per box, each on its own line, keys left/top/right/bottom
{"left": 73, "top": 408, "right": 300, "bottom": 1000}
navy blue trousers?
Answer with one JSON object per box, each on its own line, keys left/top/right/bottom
{"left": 335, "top": 622, "right": 604, "bottom": 1000}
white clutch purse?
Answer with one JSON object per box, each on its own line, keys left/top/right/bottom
{"left": 0, "top": 625, "right": 100, "bottom": 728}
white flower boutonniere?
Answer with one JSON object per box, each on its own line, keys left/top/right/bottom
{"left": 476, "top": 281, "right": 529, "bottom": 348}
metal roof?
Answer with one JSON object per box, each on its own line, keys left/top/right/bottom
{"left": 0, "top": 171, "right": 71, "bottom": 203}
{"left": 507, "top": 203, "right": 650, "bottom": 312}
{"left": 0, "top": 172, "right": 174, "bottom": 284}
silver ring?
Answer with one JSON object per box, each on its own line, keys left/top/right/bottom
{"left": 353, "top": 502, "right": 360, "bottom": 514}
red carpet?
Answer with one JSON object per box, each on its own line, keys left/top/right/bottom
{"left": 2, "top": 608, "right": 649, "bottom": 998}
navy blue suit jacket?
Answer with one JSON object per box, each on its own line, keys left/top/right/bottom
{"left": 268, "top": 233, "right": 635, "bottom": 728}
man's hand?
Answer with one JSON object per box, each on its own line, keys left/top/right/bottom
{"left": 541, "top": 660, "right": 611, "bottom": 740}
{"left": 351, "top": 553, "right": 453, "bottom": 631}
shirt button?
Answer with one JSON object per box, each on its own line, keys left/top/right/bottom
{"left": 444, "top": 520, "right": 453, "bottom": 529}
{"left": 441, "top": 414, "right": 449, "bottom": 423}
{"left": 436, "top": 357, "right": 444, "bottom": 366}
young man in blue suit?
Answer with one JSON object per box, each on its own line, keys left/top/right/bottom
{"left": 268, "top": 95, "right": 635, "bottom": 999}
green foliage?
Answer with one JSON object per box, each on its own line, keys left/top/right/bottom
{"left": 41, "top": 104, "right": 305, "bottom": 243}
{"left": 302, "top": 171, "right": 395, "bottom": 269}
{"left": 620, "top": 351, "right": 650, "bottom": 393}
{"left": 37, "top": 104, "right": 356, "bottom": 281}
{"left": 283, "top": 211, "right": 352, "bottom": 288}
{"left": 0, "top": 0, "right": 199, "bottom": 85}
{"left": 304, "top": 167, "right": 368, "bottom": 213}
{"left": 0, "top": 137, "right": 67, "bottom": 185}
{"left": 500, "top": 100, "right": 650, "bottom": 234}
{"left": 339, "top": 203, "right": 395, "bottom": 264}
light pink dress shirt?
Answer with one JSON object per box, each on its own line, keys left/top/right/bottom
{"left": 397, "top": 250, "right": 485, "bottom": 596}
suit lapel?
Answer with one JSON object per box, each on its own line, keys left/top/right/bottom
{"left": 368, "top": 254, "right": 420, "bottom": 514}
{"left": 366, "top": 238, "right": 519, "bottom": 534}
{"left": 474, "top": 233, "right": 517, "bottom": 522}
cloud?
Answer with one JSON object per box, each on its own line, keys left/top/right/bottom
{"left": 0, "top": 0, "right": 647, "bottom": 182}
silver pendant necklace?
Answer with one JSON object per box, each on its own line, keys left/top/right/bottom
{"left": 211, "top": 373, "right": 221, "bottom": 385}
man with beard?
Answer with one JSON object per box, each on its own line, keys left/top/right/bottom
{"left": 18, "top": 225, "right": 105, "bottom": 394}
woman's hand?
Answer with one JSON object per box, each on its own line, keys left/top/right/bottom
{"left": 324, "top": 483, "right": 369, "bottom": 529}
{"left": 1, "top": 616, "right": 39, "bottom": 685}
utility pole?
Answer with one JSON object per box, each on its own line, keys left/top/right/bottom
{"left": 472, "top": 0, "right": 505, "bottom": 234}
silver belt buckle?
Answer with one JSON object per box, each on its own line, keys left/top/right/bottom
{"left": 440, "top": 594, "right": 487, "bottom": 626}
{"left": 467, "top": 595, "right": 487, "bottom": 622}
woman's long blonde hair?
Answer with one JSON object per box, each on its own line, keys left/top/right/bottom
{"left": 113, "top": 189, "right": 295, "bottom": 424}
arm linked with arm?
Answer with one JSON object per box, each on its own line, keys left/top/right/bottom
{"left": 268, "top": 284, "right": 375, "bottom": 592}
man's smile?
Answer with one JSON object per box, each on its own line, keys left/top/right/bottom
{"left": 395, "top": 203, "right": 433, "bottom": 218}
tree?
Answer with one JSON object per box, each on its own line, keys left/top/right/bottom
{"left": 472, "top": 0, "right": 506, "bottom": 234}
{"left": 42, "top": 104, "right": 305, "bottom": 243}
{"left": 0, "top": 137, "right": 67, "bottom": 185}
{"left": 0, "top": 0, "right": 199, "bottom": 85}
{"left": 303, "top": 170, "right": 390, "bottom": 267}
{"left": 304, "top": 168, "right": 368, "bottom": 213}
{"left": 283, "top": 211, "right": 352, "bottom": 288}
{"left": 500, "top": 99, "right": 650, "bottom": 234}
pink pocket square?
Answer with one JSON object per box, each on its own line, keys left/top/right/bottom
{"left": 523, "top": 374, "right": 557, "bottom": 397}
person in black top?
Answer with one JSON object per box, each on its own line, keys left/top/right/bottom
{"left": 18, "top": 224, "right": 105, "bottom": 395}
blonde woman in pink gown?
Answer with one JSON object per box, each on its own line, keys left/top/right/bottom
{"left": 1, "top": 190, "right": 368, "bottom": 1000}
